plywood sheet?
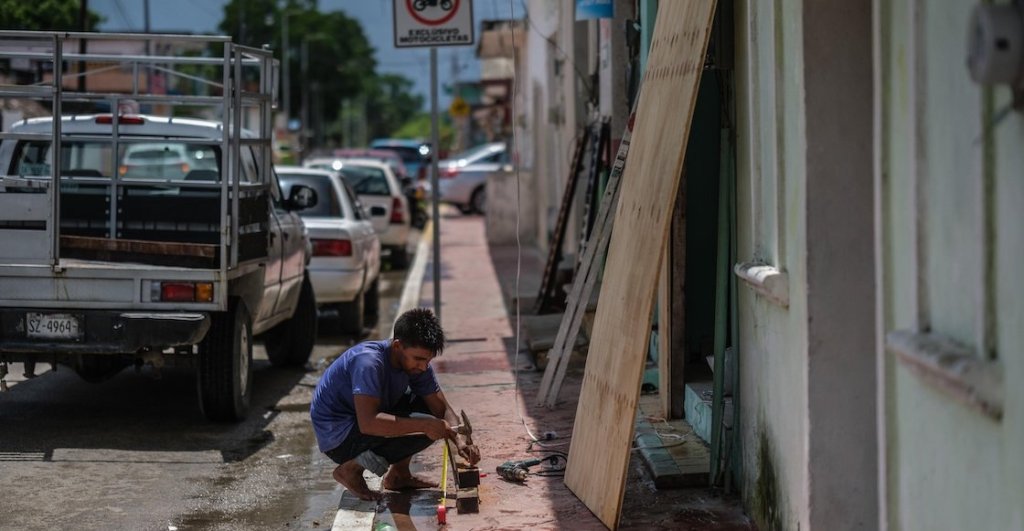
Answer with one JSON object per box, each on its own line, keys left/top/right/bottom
{"left": 563, "top": 2, "right": 717, "bottom": 529}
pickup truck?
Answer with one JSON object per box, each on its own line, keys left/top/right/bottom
{"left": 0, "top": 32, "right": 316, "bottom": 421}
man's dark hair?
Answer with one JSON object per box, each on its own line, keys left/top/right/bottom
{"left": 394, "top": 308, "right": 446, "bottom": 355}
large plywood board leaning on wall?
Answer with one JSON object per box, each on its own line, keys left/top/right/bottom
{"left": 563, "top": 2, "right": 717, "bottom": 529}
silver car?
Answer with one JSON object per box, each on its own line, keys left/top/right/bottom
{"left": 436, "top": 142, "right": 509, "bottom": 214}
{"left": 276, "top": 167, "right": 382, "bottom": 335}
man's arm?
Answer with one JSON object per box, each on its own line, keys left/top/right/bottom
{"left": 423, "top": 390, "right": 481, "bottom": 464}
{"left": 353, "top": 394, "right": 454, "bottom": 441}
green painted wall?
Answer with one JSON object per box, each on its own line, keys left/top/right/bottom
{"left": 734, "top": 0, "right": 809, "bottom": 528}
{"left": 879, "top": 0, "right": 1024, "bottom": 528}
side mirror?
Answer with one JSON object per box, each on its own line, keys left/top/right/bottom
{"left": 400, "top": 176, "right": 414, "bottom": 188}
{"left": 288, "top": 184, "right": 318, "bottom": 211}
{"left": 369, "top": 205, "right": 387, "bottom": 217}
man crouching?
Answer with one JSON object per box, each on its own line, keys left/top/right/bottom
{"left": 311, "top": 308, "right": 481, "bottom": 500}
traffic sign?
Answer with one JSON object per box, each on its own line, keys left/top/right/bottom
{"left": 393, "top": 0, "right": 475, "bottom": 48}
{"left": 449, "top": 96, "right": 471, "bottom": 118}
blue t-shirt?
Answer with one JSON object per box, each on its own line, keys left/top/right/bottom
{"left": 310, "top": 339, "right": 441, "bottom": 452}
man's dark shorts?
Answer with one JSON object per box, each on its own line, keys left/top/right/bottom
{"left": 324, "top": 393, "right": 437, "bottom": 466}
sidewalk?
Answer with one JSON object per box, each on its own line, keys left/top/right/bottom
{"left": 358, "top": 212, "right": 754, "bottom": 530}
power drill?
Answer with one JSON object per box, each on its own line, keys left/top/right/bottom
{"left": 496, "top": 458, "right": 543, "bottom": 482}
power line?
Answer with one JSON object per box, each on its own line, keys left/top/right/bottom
{"left": 111, "top": 0, "right": 135, "bottom": 29}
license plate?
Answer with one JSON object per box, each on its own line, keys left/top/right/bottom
{"left": 26, "top": 313, "right": 82, "bottom": 340}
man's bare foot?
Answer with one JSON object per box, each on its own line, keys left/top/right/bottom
{"left": 382, "top": 469, "right": 438, "bottom": 491}
{"left": 333, "top": 462, "right": 381, "bottom": 501}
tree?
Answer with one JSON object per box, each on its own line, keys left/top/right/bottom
{"left": 364, "top": 74, "right": 424, "bottom": 141}
{"left": 219, "top": 0, "right": 376, "bottom": 137}
{"left": 0, "top": 0, "right": 102, "bottom": 30}
{"left": 218, "top": 1, "right": 426, "bottom": 150}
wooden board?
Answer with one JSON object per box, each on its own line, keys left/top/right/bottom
{"left": 563, "top": 2, "right": 717, "bottom": 529}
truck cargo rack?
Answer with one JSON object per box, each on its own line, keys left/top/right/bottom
{"left": 0, "top": 31, "right": 279, "bottom": 271}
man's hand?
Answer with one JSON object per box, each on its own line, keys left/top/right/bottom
{"left": 457, "top": 439, "right": 481, "bottom": 465}
{"left": 423, "top": 418, "right": 458, "bottom": 441}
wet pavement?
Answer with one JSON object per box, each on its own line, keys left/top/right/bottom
{"left": 356, "top": 212, "right": 755, "bottom": 531}
{"left": 0, "top": 236, "right": 416, "bottom": 530}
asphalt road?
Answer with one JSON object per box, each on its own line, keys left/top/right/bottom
{"left": 0, "top": 260, "right": 413, "bottom": 530}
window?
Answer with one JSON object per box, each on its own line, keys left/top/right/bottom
{"left": 340, "top": 179, "right": 366, "bottom": 220}
{"left": 339, "top": 166, "right": 390, "bottom": 196}
{"left": 278, "top": 173, "right": 341, "bottom": 217}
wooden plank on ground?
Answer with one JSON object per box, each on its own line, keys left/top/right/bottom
{"left": 563, "top": 2, "right": 717, "bottom": 529}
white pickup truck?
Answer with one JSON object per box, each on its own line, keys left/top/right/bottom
{"left": 0, "top": 32, "right": 317, "bottom": 421}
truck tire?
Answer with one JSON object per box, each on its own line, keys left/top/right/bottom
{"left": 336, "top": 291, "right": 365, "bottom": 337}
{"left": 264, "top": 276, "right": 318, "bottom": 367}
{"left": 363, "top": 277, "right": 380, "bottom": 329}
{"left": 197, "top": 299, "right": 252, "bottom": 422}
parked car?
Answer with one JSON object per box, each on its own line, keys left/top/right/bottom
{"left": 305, "top": 158, "right": 412, "bottom": 269}
{"left": 121, "top": 141, "right": 218, "bottom": 180}
{"left": 328, "top": 148, "right": 409, "bottom": 181}
{"left": 276, "top": 166, "right": 381, "bottom": 335}
{"left": 307, "top": 151, "right": 427, "bottom": 229}
{"left": 369, "top": 138, "right": 432, "bottom": 180}
{"left": 436, "top": 142, "right": 509, "bottom": 214}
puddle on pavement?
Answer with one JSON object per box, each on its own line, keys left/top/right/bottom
{"left": 374, "top": 489, "right": 444, "bottom": 530}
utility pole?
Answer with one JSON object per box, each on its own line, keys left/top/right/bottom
{"left": 301, "top": 38, "right": 309, "bottom": 161}
{"left": 430, "top": 47, "right": 441, "bottom": 320}
{"left": 143, "top": 0, "right": 151, "bottom": 93}
{"left": 282, "top": 11, "right": 290, "bottom": 126}
{"left": 77, "top": 0, "right": 87, "bottom": 92}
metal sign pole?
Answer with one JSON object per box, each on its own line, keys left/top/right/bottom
{"left": 430, "top": 47, "right": 441, "bottom": 320}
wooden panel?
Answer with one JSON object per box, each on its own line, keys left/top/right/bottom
{"left": 564, "top": 2, "right": 717, "bottom": 529}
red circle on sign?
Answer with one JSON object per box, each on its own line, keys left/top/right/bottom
{"left": 406, "top": 0, "right": 461, "bottom": 26}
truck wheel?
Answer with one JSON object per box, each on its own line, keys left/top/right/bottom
{"left": 265, "top": 276, "right": 318, "bottom": 367}
{"left": 363, "top": 277, "right": 380, "bottom": 329}
{"left": 336, "top": 292, "right": 365, "bottom": 337}
{"left": 197, "top": 299, "right": 252, "bottom": 422}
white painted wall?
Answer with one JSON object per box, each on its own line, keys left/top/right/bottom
{"left": 734, "top": 0, "right": 810, "bottom": 526}
{"left": 735, "top": 1, "right": 877, "bottom": 528}
{"left": 876, "top": 0, "right": 1024, "bottom": 529}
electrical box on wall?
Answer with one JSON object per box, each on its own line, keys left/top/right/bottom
{"left": 968, "top": 2, "right": 1024, "bottom": 106}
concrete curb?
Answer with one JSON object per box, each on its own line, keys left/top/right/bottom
{"left": 332, "top": 224, "right": 431, "bottom": 531}
{"left": 393, "top": 221, "right": 432, "bottom": 334}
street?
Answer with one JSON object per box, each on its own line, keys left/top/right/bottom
{"left": 0, "top": 248, "right": 416, "bottom": 530}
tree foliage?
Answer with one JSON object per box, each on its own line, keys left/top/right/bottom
{"left": 0, "top": 0, "right": 102, "bottom": 30}
{"left": 218, "top": 0, "right": 423, "bottom": 148}
{"left": 364, "top": 74, "right": 424, "bottom": 141}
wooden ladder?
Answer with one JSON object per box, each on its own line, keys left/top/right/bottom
{"left": 535, "top": 109, "right": 637, "bottom": 408}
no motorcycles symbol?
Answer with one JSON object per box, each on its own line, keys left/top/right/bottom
{"left": 393, "top": 0, "right": 475, "bottom": 48}
{"left": 408, "top": 0, "right": 458, "bottom": 26}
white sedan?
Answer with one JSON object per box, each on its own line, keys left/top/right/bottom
{"left": 276, "top": 166, "right": 381, "bottom": 335}
{"left": 304, "top": 158, "right": 412, "bottom": 269}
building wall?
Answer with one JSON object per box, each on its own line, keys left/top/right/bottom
{"left": 876, "top": 0, "right": 1024, "bottom": 529}
{"left": 734, "top": 0, "right": 810, "bottom": 527}
{"left": 735, "top": 0, "right": 877, "bottom": 528}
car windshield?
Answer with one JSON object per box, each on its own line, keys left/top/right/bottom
{"left": 10, "top": 140, "right": 221, "bottom": 181}
{"left": 278, "top": 173, "right": 343, "bottom": 217}
{"left": 449, "top": 143, "right": 503, "bottom": 164}
{"left": 339, "top": 165, "right": 391, "bottom": 196}
{"left": 376, "top": 146, "right": 423, "bottom": 163}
